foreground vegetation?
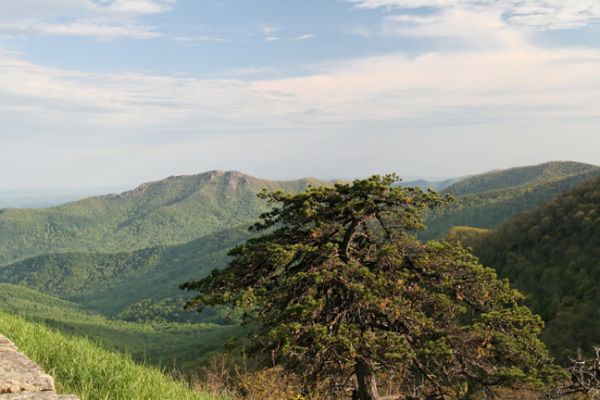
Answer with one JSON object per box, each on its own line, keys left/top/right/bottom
{"left": 0, "top": 312, "right": 225, "bottom": 400}
{"left": 184, "top": 175, "right": 564, "bottom": 399}
{"left": 0, "top": 284, "right": 242, "bottom": 370}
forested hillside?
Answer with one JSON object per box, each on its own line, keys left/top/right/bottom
{"left": 0, "top": 227, "right": 248, "bottom": 317}
{"left": 0, "top": 171, "right": 327, "bottom": 265}
{"left": 443, "top": 161, "right": 597, "bottom": 196}
{"left": 422, "top": 162, "right": 600, "bottom": 239}
{"left": 472, "top": 176, "right": 600, "bottom": 362}
{"left": 398, "top": 177, "right": 461, "bottom": 191}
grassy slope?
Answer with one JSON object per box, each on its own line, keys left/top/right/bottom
{"left": 0, "top": 284, "right": 243, "bottom": 369}
{"left": 0, "top": 227, "right": 249, "bottom": 316}
{"left": 472, "top": 177, "right": 600, "bottom": 362}
{"left": 0, "top": 312, "right": 227, "bottom": 400}
{"left": 0, "top": 171, "right": 328, "bottom": 265}
{"left": 421, "top": 163, "right": 600, "bottom": 240}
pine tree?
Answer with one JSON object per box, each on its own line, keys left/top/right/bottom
{"left": 182, "top": 175, "right": 562, "bottom": 399}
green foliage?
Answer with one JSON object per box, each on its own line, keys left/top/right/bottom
{"left": 117, "top": 298, "right": 240, "bottom": 325}
{"left": 0, "top": 311, "right": 228, "bottom": 400}
{"left": 0, "top": 171, "right": 328, "bottom": 265}
{"left": 444, "top": 161, "right": 597, "bottom": 197}
{"left": 422, "top": 163, "right": 600, "bottom": 240}
{"left": 398, "top": 177, "right": 461, "bottom": 191}
{"left": 183, "top": 175, "right": 561, "bottom": 399}
{"left": 443, "top": 226, "right": 492, "bottom": 248}
{"left": 0, "top": 283, "right": 243, "bottom": 370}
{"left": 472, "top": 177, "right": 600, "bottom": 363}
{"left": 0, "top": 227, "right": 249, "bottom": 317}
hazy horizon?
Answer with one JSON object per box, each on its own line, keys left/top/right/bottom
{"left": 2, "top": 1, "right": 600, "bottom": 190}
{"left": 1, "top": 158, "right": 597, "bottom": 209}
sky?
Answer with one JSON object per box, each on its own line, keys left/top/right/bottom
{"left": 1, "top": 0, "right": 600, "bottom": 190}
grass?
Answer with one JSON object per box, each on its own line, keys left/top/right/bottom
{"left": 0, "top": 312, "right": 228, "bottom": 400}
{"left": 0, "top": 284, "right": 245, "bottom": 370}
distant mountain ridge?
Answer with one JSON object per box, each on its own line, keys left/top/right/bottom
{"left": 421, "top": 161, "right": 600, "bottom": 239}
{"left": 398, "top": 178, "right": 461, "bottom": 192}
{"left": 443, "top": 161, "right": 597, "bottom": 196}
{"left": 2, "top": 161, "right": 600, "bottom": 323}
{"left": 0, "top": 171, "right": 329, "bottom": 265}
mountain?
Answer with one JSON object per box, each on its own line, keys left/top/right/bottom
{"left": 443, "top": 161, "right": 597, "bottom": 197}
{"left": 398, "top": 177, "right": 461, "bottom": 192}
{"left": 421, "top": 162, "right": 600, "bottom": 240}
{"left": 471, "top": 176, "right": 600, "bottom": 362}
{"left": 0, "top": 171, "right": 328, "bottom": 265}
{"left": 0, "top": 227, "right": 249, "bottom": 317}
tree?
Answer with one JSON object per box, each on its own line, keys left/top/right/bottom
{"left": 182, "top": 175, "right": 562, "bottom": 399}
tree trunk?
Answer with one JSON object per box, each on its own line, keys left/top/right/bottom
{"left": 355, "top": 358, "right": 380, "bottom": 400}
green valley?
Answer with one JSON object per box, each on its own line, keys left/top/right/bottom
{"left": 0, "top": 284, "right": 242, "bottom": 369}
{"left": 0, "top": 227, "right": 249, "bottom": 317}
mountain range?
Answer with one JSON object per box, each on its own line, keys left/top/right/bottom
{"left": 421, "top": 161, "right": 600, "bottom": 239}
{"left": 0, "top": 171, "right": 327, "bottom": 265}
{"left": 1, "top": 160, "right": 599, "bottom": 366}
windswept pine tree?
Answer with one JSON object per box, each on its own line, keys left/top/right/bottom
{"left": 183, "top": 175, "right": 563, "bottom": 400}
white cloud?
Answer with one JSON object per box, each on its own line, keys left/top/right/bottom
{"left": 294, "top": 34, "right": 316, "bottom": 41}
{"left": 2, "top": 30, "right": 600, "bottom": 136}
{"left": 106, "top": 0, "right": 173, "bottom": 15}
{"left": 1, "top": 1, "right": 600, "bottom": 185}
{"left": 381, "top": 8, "right": 527, "bottom": 49}
{"left": 348, "top": 0, "right": 600, "bottom": 30}
{"left": 0, "top": 0, "right": 173, "bottom": 39}
{"left": 0, "top": 21, "right": 161, "bottom": 39}
{"left": 260, "top": 25, "right": 280, "bottom": 36}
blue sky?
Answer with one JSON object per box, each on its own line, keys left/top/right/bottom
{"left": 1, "top": 0, "right": 600, "bottom": 190}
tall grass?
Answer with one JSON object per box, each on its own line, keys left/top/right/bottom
{"left": 0, "top": 312, "right": 227, "bottom": 400}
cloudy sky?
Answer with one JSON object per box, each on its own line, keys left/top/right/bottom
{"left": 1, "top": 0, "right": 600, "bottom": 190}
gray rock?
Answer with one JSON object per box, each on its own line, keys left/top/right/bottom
{"left": 0, "top": 335, "right": 78, "bottom": 400}
{"left": 0, "top": 394, "right": 79, "bottom": 399}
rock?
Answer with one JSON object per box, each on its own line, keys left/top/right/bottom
{"left": 0, "top": 335, "right": 78, "bottom": 400}
{"left": 0, "top": 394, "right": 79, "bottom": 399}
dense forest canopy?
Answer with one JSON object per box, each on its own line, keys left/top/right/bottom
{"left": 473, "top": 177, "right": 600, "bottom": 362}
